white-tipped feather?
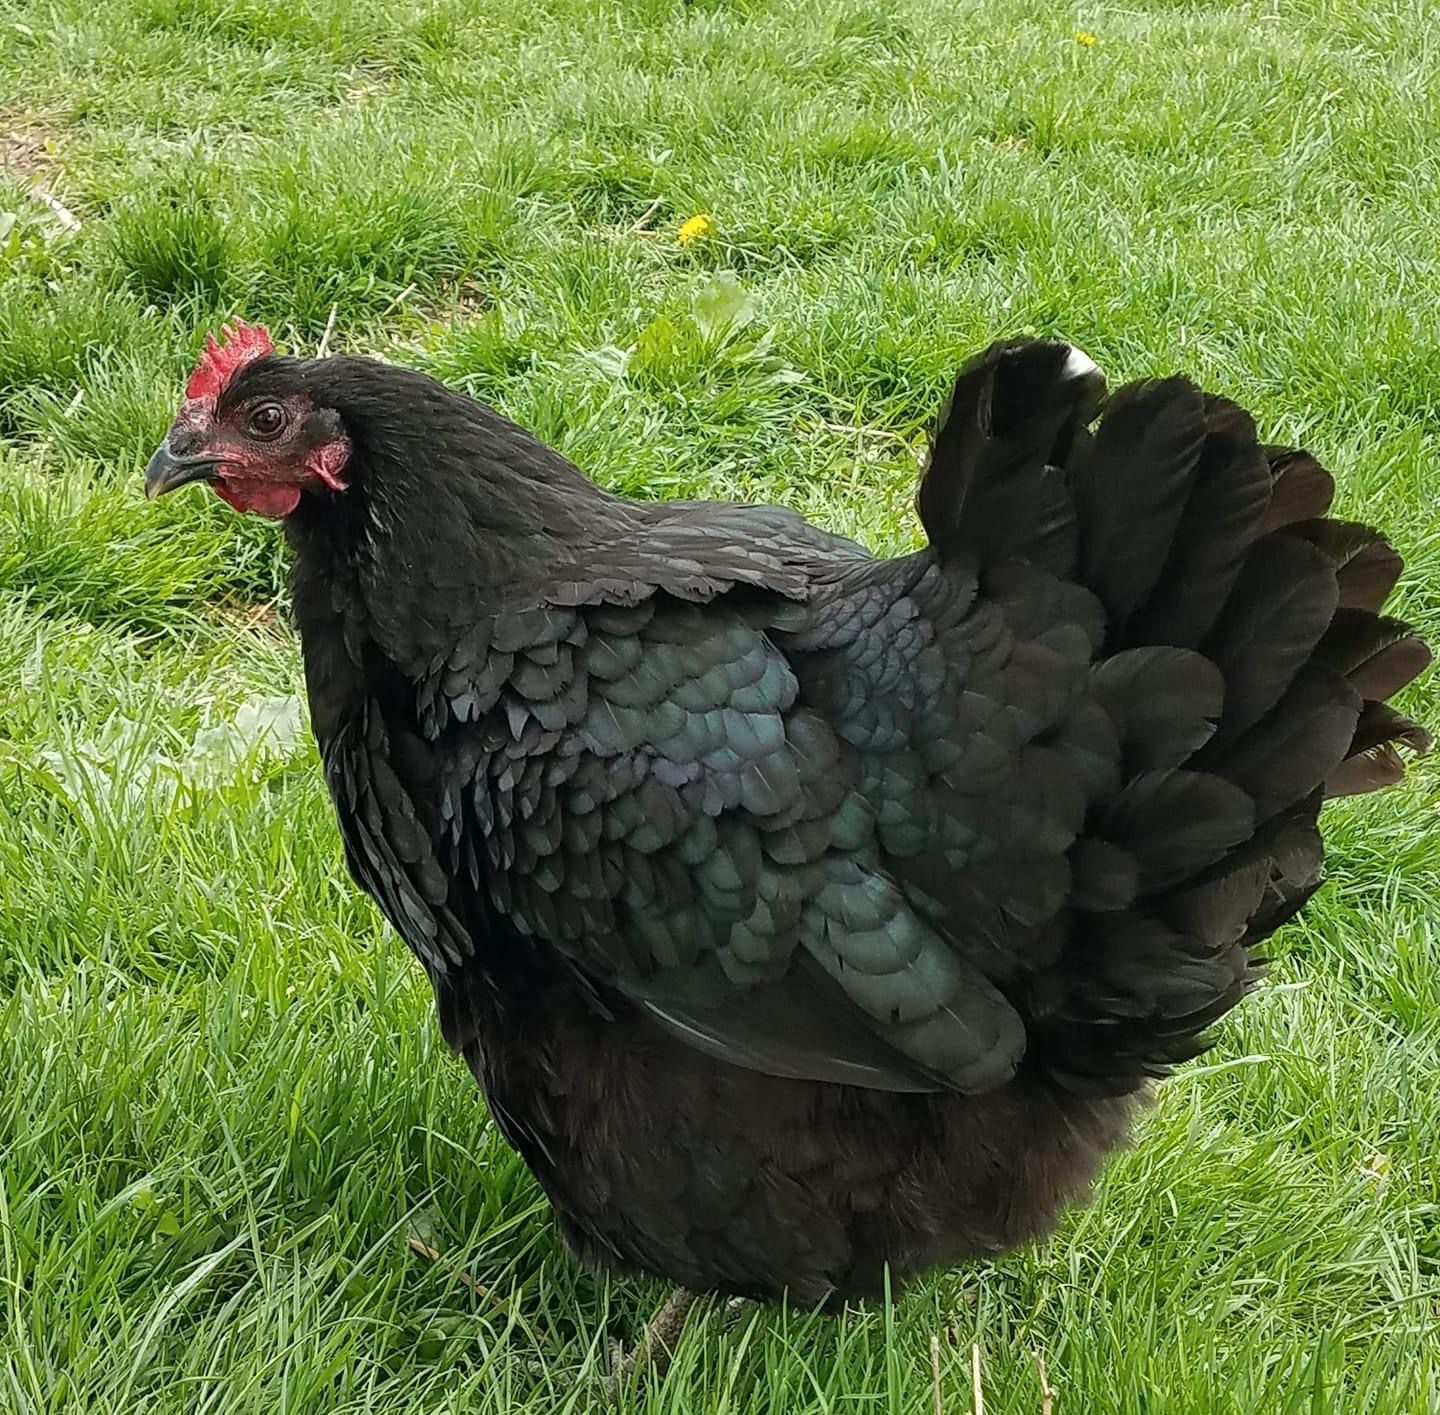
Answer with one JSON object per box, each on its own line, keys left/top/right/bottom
{"left": 1061, "top": 345, "right": 1099, "bottom": 381}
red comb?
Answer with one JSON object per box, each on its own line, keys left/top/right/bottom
{"left": 185, "top": 319, "right": 275, "bottom": 404}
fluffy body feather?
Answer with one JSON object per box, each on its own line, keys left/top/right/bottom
{"left": 163, "top": 336, "right": 1430, "bottom": 1303}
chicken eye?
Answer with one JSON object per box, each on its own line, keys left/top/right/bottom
{"left": 247, "top": 403, "right": 287, "bottom": 440}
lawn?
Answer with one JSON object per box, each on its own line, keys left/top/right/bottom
{"left": 2, "top": 0, "right": 1439, "bottom": 1409}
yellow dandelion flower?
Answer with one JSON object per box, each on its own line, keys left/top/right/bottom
{"left": 1075, "top": 29, "right": 1097, "bottom": 45}
{"left": 678, "top": 213, "right": 713, "bottom": 246}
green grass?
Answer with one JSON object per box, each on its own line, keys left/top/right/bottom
{"left": 3, "top": 0, "right": 1440, "bottom": 1409}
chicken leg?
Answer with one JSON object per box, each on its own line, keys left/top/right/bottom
{"left": 604, "top": 1287, "right": 705, "bottom": 1396}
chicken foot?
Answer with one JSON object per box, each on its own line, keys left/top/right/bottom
{"left": 605, "top": 1286, "right": 703, "bottom": 1396}
{"left": 604, "top": 1288, "right": 761, "bottom": 1398}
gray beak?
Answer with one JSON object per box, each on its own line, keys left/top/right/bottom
{"left": 144, "top": 443, "right": 220, "bottom": 500}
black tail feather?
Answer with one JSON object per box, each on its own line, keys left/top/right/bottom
{"left": 1258, "top": 448, "right": 1336, "bottom": 530}
{"left": 919, "top": 338, "right": 1105, "bottom": 573}
{"left": 1288, "top": 519, "right": 1403, "bottom": 611}
{"left": 934, "top": 338, "right": 1431, "bottom": 1092}
{"left": 1124, "top": 417, "right": 1272, "bottom": 649}
{"left": 1071, "top": 376, "right": 1207, "bottom": 631}
{"left": 1316, "top": 608, "right": 1433, "bottom": 702}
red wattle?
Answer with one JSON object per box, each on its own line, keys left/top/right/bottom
{"left": 212, "top": 480, "right": 302, "bottom": 518}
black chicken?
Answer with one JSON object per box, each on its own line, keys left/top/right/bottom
{"left": 147, "top": 323, "right": 1429, "bottom": 1354}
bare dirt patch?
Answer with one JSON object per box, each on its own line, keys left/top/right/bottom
{"left": 2, "top": 114, "right": 63, "bottom": 181}
{"left": 2, "top": 114, "right": 80, "bottom": 229}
